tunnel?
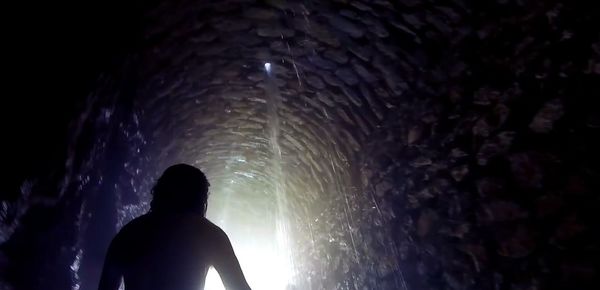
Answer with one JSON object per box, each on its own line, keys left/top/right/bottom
{"left": 1, "top": 0, "right": 600, "bottom": 290}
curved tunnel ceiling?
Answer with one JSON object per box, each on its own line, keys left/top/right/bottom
{"left": 2, "top": 1, "right": 600, "bottom": 290}
{"left": 135, "top": 2, "right": 410, "bottom": 288}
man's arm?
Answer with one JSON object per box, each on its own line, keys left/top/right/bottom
{"left": 212, "top": 228, "right": 252, "bottom": 290}
{"left": 98, "top": 234, "right": 123, "bottom": 290}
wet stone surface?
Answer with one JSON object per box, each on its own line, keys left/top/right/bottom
{"left": 1, "top": 1, "right": 600, "bottom": 290}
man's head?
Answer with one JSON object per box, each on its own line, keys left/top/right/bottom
{"left": 150, "top": 164, "right": 210, "bottom": 215}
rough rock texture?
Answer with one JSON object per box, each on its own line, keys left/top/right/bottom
{"left": 1, "top": 0, "right": 600, "bottom": 290}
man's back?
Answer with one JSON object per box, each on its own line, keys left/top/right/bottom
{"left": 98, "top": 212, "right": 250, "bottom": 290}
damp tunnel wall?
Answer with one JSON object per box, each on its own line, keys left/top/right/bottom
{"left": 2, "top": 1, "right": 600, "bottom": 290}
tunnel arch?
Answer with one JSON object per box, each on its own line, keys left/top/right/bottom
{"left": 2, "top": 1, "right": 599, "bottom": 290}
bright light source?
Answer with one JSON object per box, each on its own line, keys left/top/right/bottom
{"left": 204, "top": 197, "right": 294, "bottom": 290}
{"left": 264, "top": 62, "right": 272, "bottom": 73}
{"left": 204, "top": 240, "right": 293, "bottom": 290}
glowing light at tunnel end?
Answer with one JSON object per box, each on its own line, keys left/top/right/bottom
{"left": 203, "top": 193, "right": 295, "bottom": 290}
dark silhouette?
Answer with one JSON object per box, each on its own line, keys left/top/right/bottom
{"left": 98, "top": 164, "right": 251, "bottom": 290}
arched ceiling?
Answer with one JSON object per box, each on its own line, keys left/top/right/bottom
{"left": 1, "top": 1, "right": 599, "bottom": 290}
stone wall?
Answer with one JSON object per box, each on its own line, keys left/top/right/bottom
{"left": 1, "top": 0, "right": 599, "bottom": 290}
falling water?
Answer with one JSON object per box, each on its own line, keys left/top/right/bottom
{"left": 263, "top": 62, "right": 295, "bottom": 288}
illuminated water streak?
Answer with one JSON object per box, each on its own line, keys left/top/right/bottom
{"left": 203, "top": 63, "right": 295, "bottom": 290}
{"left": 264, "top": 61, "right": 295, "bottom": 288}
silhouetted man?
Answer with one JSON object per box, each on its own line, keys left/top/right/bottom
{"left": 98, "top": 164, "right": 251, "bottom": 290}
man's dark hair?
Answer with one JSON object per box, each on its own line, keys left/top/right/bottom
{"left": 150, "top": 164, "right": 210, "bottom": 215}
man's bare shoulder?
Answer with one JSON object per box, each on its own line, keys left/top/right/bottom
{"left": 183, "top": 215, "right": 227, "bottom": 238}
{"left": 110, "top": 214, "right": 153, "bottom": 244}
{"left": 114, "top": 213, "right": 227, "bottom": 243}
{"left": 200, "top": 217, "right": 221, "bottom": 231}
{"left": 179, "top": 215, "right": 229, "bottom": 244}
{"left": 118, "top": 214, "right": 152, "bottom": 232}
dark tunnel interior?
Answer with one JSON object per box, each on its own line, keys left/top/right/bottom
{"left": 2, "top": 0, "right": 600, "bottom": 289}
